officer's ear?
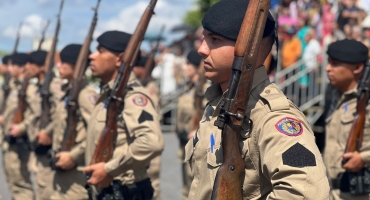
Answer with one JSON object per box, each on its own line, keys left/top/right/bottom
{"left": 353, "top": 63, "right": 364, "bottom": 77}
{"left": 115, "top": 53, "right": 124, "bottom": 68}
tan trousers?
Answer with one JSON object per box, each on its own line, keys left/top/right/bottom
{"left": 178, "top": 145, "right": 192, "bottom": 200}
{"left": 147, "top": 155, "right": 161, "bottom": 200}
{"left": 50, "top": 167, "right": 88, "bottom": 200}
{"left": 31, "top": 153, "right": 55, "bottom": 200}
{"left": 2, "top": 142, "right": 34, "bottom": 200}
{"left": 330, "top": 189, "right": 370, "bottom": 200}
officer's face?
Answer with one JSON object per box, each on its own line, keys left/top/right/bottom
{"left": 198, "top": 29, "right": 235, "bottom": 85}
{"left": 25, "top": 63, "right": 43, "bottom": 78}
{"left": 89, "top": 46, "right": 120, "bottom": 83}
{"left": 8, "top": 64, "right": 23, "bottom": 78}
{"left": 326, "top": 57, "right": 362, "bottom": 90}
{"left": 57, "top": 61, "right": 74, "bottom": 80}
{"left": 0, "top": 64, "right": 7, "bottom": 74}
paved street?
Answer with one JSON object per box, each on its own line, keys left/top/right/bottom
{"left": 0, "top": 133, "right": 183, "bottom": 200}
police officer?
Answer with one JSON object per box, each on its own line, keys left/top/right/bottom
{"left": 48, "top": 44, "right": 97, "bottom": 199}
{"left": 184, "top": 0, "right": 330, "bottom": 199}
{"left": 84, "top": 31, "right": 164, "bottom": 199}
{"left": 1, "top": 53, "right": 34, "bottom": 200}
{"left": 176, "top": 50, "right": 204, "bottom": 200}
{"left": 324, "top": 39, "right": 370, "bottom": 200}
{"left": 17, "top": 50, "right": 58, "bottom": 200}
{"left": 133, "top": 55, "right": 162, "bottom": 200}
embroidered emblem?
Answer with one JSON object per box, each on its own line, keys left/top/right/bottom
{"left": 132, "top": 95, "right": 148, "bottom": 107}
{"left": 275, "top": 117, "right": 303, "bottom": 136}
{"left": 88, "top": 95, "right": 97, "bottom": 104}
{"left": 210, "top": 133, "right": 215, "bottom": 153}
{"left": 344, "top": 103, "right": 348, "bottom": 113}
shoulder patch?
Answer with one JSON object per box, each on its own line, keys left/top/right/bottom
{"left": 138, "top": 110, "right": 153, "bottom": 124}
{"left": 132, "top": 94, "right": 148, "bottom": 107}
{"left": 275, "top": 117, "right": 303, "bottom": 136}
{"left": 282, "top": 143, "right": 316, "bottom": 168}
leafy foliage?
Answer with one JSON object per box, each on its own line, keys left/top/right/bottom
{"left": 184, "top": 0, "right": 219, "bottom": 29}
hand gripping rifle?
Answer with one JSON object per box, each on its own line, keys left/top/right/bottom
{"left": 339, "top": 59, "right": 370, "bottom": 195}
{"left": 50, "top": 0, "right": 101, "bottom": 171}
{"left": 31, "top": 0, "right": 64, "bottom": 155}
{"left": 37, "top": 20, "right": 50, "bottom": 51}
{"left": 0, "top": 22, "right": 23, "bottom": 114}
{"left": 211, "top": 0, "right": 271, "bottom": 199}
{"left": 86, "top": 0, "right": 157, "bottom": 199}
{"left": 141, "top": 25, "right": 165, "bottom": 86}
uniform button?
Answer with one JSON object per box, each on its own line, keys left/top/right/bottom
{"left": 265, "top": 90, "right": 270, "bottom": 94}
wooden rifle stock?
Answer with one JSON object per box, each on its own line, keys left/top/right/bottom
{"left": 39, "top": 0, "right": 64, "bottom": 130}
{"left": 343, "top": 59, "right": 370, "bottom": 163}
{"left": 89, "top": 0, "right": 157, "bottom": 165}
{"left": 190, "top": 60, "right": 205, "bottom": 131}
{"left": 211, "top": 0, "right": 271, "bottom": 199}
{"left": 12, "top": 77, "right": 30, "bottom": 124}
{"left": 141, "top": 25, "right": 165, "bottom": 85}
{"left": 37, "top": 20, "right": 50, "bottom": 51}
{"left": 61, "top": 0, "right": 100, "bottom": 152}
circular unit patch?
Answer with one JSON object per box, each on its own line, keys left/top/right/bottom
{"left": 275, "top": 117, "right": 303, "bottom": 136}
{"left": 132, "top": 95, "right": 148, "bottom": 107}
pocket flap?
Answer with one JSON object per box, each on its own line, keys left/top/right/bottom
{"left": 207, "top": 144, "right": 223, "bottom": 167}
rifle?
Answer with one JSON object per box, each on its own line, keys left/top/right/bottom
{"left": 13, "top": 22, "right": 23, "bottom": 54}
{"left": 87, "top": 0, "right": 157, "bottom": 198}
{"left": 141, "top": 25, "right": 165, "bottom": 85}
{"left": 211, "top": 0, "right": 271, "bottom": 199}
{"left": 37, "top": 20, "right": 50, "bottom": 51}
{"left": 32, "top": 0, "right": 64, "bottom": 155}
{"left": 0, "top": 22, "right": 23, "bottom": 114}
{"left": 50, "top": 0, "right": 101, "bottom": 171}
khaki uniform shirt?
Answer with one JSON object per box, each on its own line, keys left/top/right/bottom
{"left": 185, "top": 67, "right": 330, "bottom": 200}
{"left": 85, "top": 72, "right": 164, "bottom": 185}
{"left": 52, "top": 83, "right": 97, "bottom": 163}
{"left": 2, "top": 78, "right": 22, "bottom": 137}
{"left": 25, "top": 77, "right": 64, "bottom": 140}
{"left": 145, "top": 80, "right": 161, "bottom": 116}
{"left": 324, "top": 86, "right": 370, "bottom": 179}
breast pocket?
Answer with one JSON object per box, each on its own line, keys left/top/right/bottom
{"left": 206, "top": 144, "right": 223, "bottom": 185}
{"left": 340, "top": 113, "right": 356, "bottom": 147}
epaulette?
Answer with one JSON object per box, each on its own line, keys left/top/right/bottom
{"left": 260, "top": 84, "right": 289, "bottom": 112}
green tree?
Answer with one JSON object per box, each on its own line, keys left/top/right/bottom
{"left": 184, "top": 0, "right": 219, "bottom": 29}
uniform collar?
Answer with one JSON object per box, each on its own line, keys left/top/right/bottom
{"left": 100, "top": 72, "right": 137, "bottom": 94}
{"left": 204, "top": 66, "right": 270, "bottom": 102}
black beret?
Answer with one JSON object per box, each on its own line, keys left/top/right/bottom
{"left": 202, "top": 0, "right": 276, "bottom": 41}
{"left": 97, "top": 31, "right": 132, "bottom": 53}
{"left": 11, "top": 53, "right": 30, "bottom": 66}
{"left": 187, "top": 50, "right": 202, "bottom": 67}
{"left": 327, "top": 39, "right": 369, "bottom": 64}
{"left": 136, "top": 56, "right": 148, "bottom": 68}
{"left": 29, "top": 50, "right": 48, "bottom": 66}
{"left": 60, "top": 44, "right": 90, "bottom": 65}
{"left": 2, "top": 55, "right": 10, "bottom": 64}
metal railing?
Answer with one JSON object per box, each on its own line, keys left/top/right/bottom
{"left": 271, "top": 50, "right": 328, "bottom": 125}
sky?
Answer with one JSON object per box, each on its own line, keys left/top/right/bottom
{"left": 0, "top": 0, "right": 196, "bottom": 53}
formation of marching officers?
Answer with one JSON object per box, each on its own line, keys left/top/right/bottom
{"left": 1, "top": 0, "right": 370, "bottom": 200}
